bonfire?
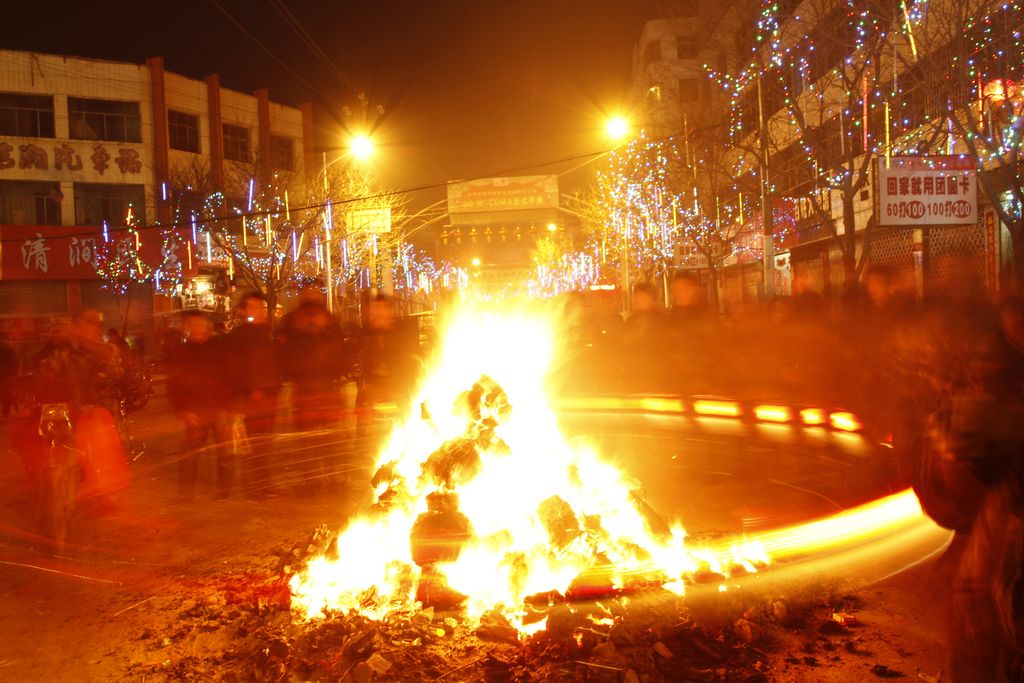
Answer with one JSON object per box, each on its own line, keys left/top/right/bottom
{"left": 289, "top": 308, "right": 768, "bottom": 636}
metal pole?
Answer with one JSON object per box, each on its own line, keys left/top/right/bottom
{"left": 322, "top": 152, "right": 334, "bottom": 313}
{"left": 757, "top": 74, "right": 777, "bottom": 300}
{"left": 370, "top": 234, "right": 378, "bottom": 297}
{"left": 621, "top": 215, "right": 631, "bottom": 314}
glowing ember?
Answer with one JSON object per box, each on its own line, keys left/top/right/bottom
{"left": 289, "top": 307, "right": 768, "bottom": 634}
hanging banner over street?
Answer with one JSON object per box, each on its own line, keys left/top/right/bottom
{"left": 447, "top": 175, "right": 559, "bottom": 214}
{"left": 346, "top": 207, "right": 392, "bottom": 234}
{"left": 877, "top": 156, "right": 977, "bottom": 227}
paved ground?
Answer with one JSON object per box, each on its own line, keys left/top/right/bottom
{"left": 0, "top": 389, "right": 951, "bottom": 681}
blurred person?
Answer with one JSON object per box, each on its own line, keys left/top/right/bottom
{"left": 23, "top": 309, "right": 130, "bottom": 505}
{"left": 619, "top": 282, "right": 668, "bottom": 392}
{"left": 895, "top": 292, "right": 1024, "bottom": 683}
{"left": 664, "top": 273, "right": 717, "bottom": 394}
{"left": 166, "top": 311, "right": 232, "bottom": 500}
{"left": 106, "top": 327, "right": 130, "bottom": 358}
{"left": 278, "top": 289, "right": 349, "bottom": 493}
{"left": 356, "top": 295, "right": 421, "bottom": 460}
{"left": 225, "top": 292, "right": 282, "bottom": 498}
{"left": 0, "top": 331, "right": 18, "bottom": 417}
{"left": 1000, "top": 293, "right": 1024, "bottom": 355}
{"left": 34, "top": 310, "right": 122, "bottom": 412}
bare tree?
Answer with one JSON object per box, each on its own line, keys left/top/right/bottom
{"left": 717, "top": 0, "right": 907, "bottom": 287}
{"left": 896, "top": 0, "right": 1024, "bottom": 282}
{"left": 168, "top": 152, "right": 403, "bottom": 324}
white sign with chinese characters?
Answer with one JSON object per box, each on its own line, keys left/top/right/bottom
{"left": 346, "top": 207, "right": 392, "bottom": 234}
{"left": 877, "top": 156, "right": 977, "bottom": 227}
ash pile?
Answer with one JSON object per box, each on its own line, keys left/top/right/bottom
{"left": 126, "top": 530, "right": 774, "bottom": 682}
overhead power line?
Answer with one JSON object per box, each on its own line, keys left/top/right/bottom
{"left": 266, "top": 0, "right": 356, "bottom": 93}
{"left": 0, "top": 124, "right": 720, "bottom": 248}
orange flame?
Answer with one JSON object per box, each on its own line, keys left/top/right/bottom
{"left": 289, "top": 308, "right": 768, "bottom": 633}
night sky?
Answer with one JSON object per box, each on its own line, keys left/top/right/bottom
{"left": 5, "top": 0, "right": 658, "bottom": 205}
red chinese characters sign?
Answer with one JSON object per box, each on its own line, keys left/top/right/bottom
{"left": 877, "top": 156, "right": 977, "bottom": 227}
{"left": 1, "top": 224, "right": 189, "bottom": 280}
{"left": 0, "top": 140, "right": 142, "bottom": 175}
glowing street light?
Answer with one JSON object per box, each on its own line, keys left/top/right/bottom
{"left": 349, "top": 133, "right": 374, "bottom": 161}
{"left": 605, "top": 116, "right": 629, "bottom": 142}
{"left": 547, "top": 222, "right": 557, "bottom": 232}
{"left": 471, "top": 257, "right": 481, "bottom": 268}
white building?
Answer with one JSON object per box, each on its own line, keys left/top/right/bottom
{"left": 0, "top": 49, "right": 314, "bottom": 345}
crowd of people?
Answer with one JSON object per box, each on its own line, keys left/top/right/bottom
{"left": 163, "top": 290, "right": 421, "bottom": 501}
{"left": 3, "top": 269, "right": 1023, "bottom": 680}
{"left": 559, "top": 268, "right": 1024, "bottom": 681}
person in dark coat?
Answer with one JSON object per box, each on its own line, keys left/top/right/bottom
{"left": 619, "top": 282, "right": 668, "bottom": 393}
{"left": 166, "top": 311, "right": 232, "bottom": 499}
{"left": 225, "top": 292, "right": 282, "bottom": 498}
{"left": 0, "top": 331, "right": 19, "bottom": 417}
{"left": 278, "top": 289, "right": 348, "bottom": 491}
{"left": 664, "top": 273, "right": 717, "bottom": 395}
{"left": 900, "top": 292, "right": 1024, "bottom": 683}
{"left": 356, "top": 295, "right": 420, "bottom": 458}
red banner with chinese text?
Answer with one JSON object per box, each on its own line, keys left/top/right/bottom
{"left": 0, "top": 224, "right": 194, "bottom": 280}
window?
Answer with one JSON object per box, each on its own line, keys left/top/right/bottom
{"left": 223, "top": 123, "right": 250, "bottom": 163}
{"left": 0, "top": 181, "right": 61, "bottom": 225}
{"left": 73, "top": 183, "right": 145, "bottom": 226}
{"left": 68, "top": 97, "right": 141, "bottom": 142}
{"left": 642, "top": 40, "right": 662, "bottom": 68}
{"left": 35, "top": 187, "right": 62, "bottom": 225}
{"left": 678, "top": 78, "right": 701, "bottom": 103}
{"left": 676, "top": 35, "right": 699, "bottom": 60}
{"left": 0, "top": 93, "right": 55, "bottom": 137}
{"left": 168, "top": 110, "right": 200, "bottom": 153}
{"left": 270, "top": 135, "right": 293, "bottom": 170}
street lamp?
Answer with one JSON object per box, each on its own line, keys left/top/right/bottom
{"left": 349, "top": 133, "right": 374, "bottom": 162}
{"left": 321, "top": 133, "right": 376, "bottom": 313}
{"left": 605, "top": 116, "right": 630, "bottom": 143}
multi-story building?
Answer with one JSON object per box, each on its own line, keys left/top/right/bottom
{"left": 631, "top": 1, "right": 727, "bottom": 138}
{"left": 0, "top": 49, "right": 314, "bottom": 346}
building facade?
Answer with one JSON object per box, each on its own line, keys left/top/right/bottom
{"left": 0, "top": 49, "right": 314, "bottom": 346}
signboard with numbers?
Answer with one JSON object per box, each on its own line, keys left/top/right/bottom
{"left": 877, "top": 156, "right": 977, "bottom": 227}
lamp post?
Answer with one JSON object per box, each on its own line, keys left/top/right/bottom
{"left": 320, "top": 132, "right": 375, "bottom": 313}
{"left": 605, "top": 115, "right": 634, "bottom": 314}
{"left": 756, "top": 74, "right": 777, "bottom": 300}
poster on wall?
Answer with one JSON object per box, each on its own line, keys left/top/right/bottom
{"left": 877, "top": 156, "right": 977, "bottom": 227}
{"left": 774, "top": 252, "right": 792, "bottom": 296}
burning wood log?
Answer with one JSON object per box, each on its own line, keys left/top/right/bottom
{"left": 410, "top": 491, "right": 471, "bottom": 567}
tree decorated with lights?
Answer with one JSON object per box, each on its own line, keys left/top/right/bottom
{"left": 711, "top": 0, "right": 906, "bottom": 286}
{"left": 667, "top": 114, "right": 768, "bottom": 308}
{"left": 589, "top": 127, "right": 762, "bottom": 307}
{"left": 897, "top": 0, "right": 1024, "bottom": 281}
{"left": 94, "top": 205, "right": 153, "bottom": 334}
{"left": 96, "top": 205, "right": 152, "bottom": 295}
{"left": 170, "top": 155, "right": 404, "bottom": 324}
{"left": 330, "top": 167, "right": 407, "bottom": 302}
{"left": 593, "top": 130, "right": 685, "bottom": 295}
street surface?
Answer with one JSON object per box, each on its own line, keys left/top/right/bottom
{"left": 0, "top": 386, "right": 949, "bottom": 681}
